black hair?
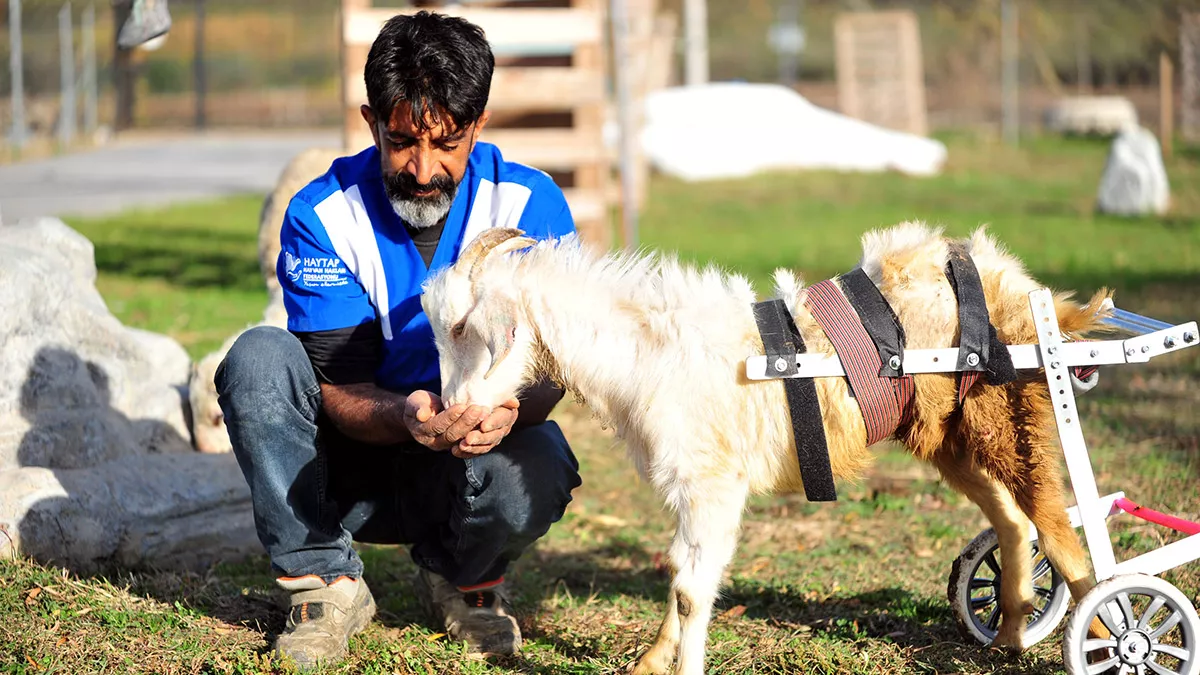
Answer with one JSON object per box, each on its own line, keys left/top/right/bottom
{"left": 364, "top": 11, "right": 495, "bottom": 133}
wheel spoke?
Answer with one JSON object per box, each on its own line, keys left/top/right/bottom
{"left": 1028, "top": 605, "right": 1044, "bottom": 621}
{"left": 1083, "top": 638, "right": 1119, "bottom": 653}
{"left": 971, "top": 595, "right": 996, "bottom": 610}
{"left": 983, "top": 551, "right": 1001, "bottom": 577}
{"left": 1149, "top": 611, "right": 1183, "bottom": 640}
{"left": 986, "top": 605, "right": 1002, "bottom": 631}
{"left": 1138, "top": 597, "right": 1167, "bottom": 630}
{"left": 1098, "top": 602, "right": 1127, "bottom": 636}
{"left": 970, "top": 577, "right": 995, "bottom": 590}
{"left": 1087, "top": 655, "right": 1122, "bottom": 674}
{"left": 1032, "top": 557, "right": 1052, "bottom": 580}
{"left": 1035, "top": 586, "right": 1056, "bottom": 600}
{"left": 1116, "top": 592, "right": 1137, "bottom": 632}
{"left": 1146, "top": 658, "right": 1183, "bottom": 675}
{"left": 1153, "top": 644, "right": 1191, "bottom": 661}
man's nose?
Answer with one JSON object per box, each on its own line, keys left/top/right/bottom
{"left": 409, "top": 147, "right": 436, "bottom": 186}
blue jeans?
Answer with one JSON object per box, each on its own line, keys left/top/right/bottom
{"left": 214, "top": 326, "right": 581, "bottom": 588}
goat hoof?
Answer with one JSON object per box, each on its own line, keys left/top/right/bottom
{"left": 989, "top": 629, "right": 1025, "bottom": 654}
{"left": 631, "top": 653, "right": 672, "bottom": 675}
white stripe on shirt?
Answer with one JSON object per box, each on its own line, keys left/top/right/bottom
{"left": 461, "top": 178, "right": 534, "bottom": 249}
{"left": 313, "top": 185, "right": 394, "bottom": 340}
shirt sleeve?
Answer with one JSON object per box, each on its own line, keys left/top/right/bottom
{"left": 516, "top": 178, "right": 578, "bottom": 241}
{"left": 277, "top": 197, "right": 377, "bottom": 334}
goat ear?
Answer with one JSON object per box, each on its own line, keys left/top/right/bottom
{"left": 482, "top": 299, "right": 519, "bottom": 380}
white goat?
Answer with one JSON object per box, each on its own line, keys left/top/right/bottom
{"left": 420, "top": 225, "right": 1110, "bottom": 675}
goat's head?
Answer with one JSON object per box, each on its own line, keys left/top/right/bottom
{"left": 422, "top": 227, "right": 539, "bottom": 408}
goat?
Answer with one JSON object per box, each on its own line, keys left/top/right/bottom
{"left": 420, "top": 223, "right": 1112, "bottom": 675}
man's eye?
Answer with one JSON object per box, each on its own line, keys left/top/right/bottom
{"left": 440, "top": 144, "right": 460, "bottom": 152}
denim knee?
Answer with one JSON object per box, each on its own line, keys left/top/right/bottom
{"left": 215, "top": 326, "right": 319, "bottom": 418}
{"left": 465, "top": 421, "right": 581, "bottom": 538}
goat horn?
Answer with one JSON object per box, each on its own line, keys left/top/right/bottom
{"left": 459, "top": 228, "right": 537, "bottom": 282}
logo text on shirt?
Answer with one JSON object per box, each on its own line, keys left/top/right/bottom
{"left": 285, "top": 251, "right": 350, "bottom": 288}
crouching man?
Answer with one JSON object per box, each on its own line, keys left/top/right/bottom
{"left": 215, "top": 11, "right": 581, "bottom": 671}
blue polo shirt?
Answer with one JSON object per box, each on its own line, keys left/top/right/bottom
{"left": 276, "top": 141, "right": 576, "bottom": 393}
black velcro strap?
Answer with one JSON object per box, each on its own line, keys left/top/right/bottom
{"left": 945, "top": 242, "right": 1017, "bottom": 387}
{"left": 838, "top": 268, "right": 907, "bottom": 377}
{"left": 752, "top": 299, "right": 837, "bottom": 502}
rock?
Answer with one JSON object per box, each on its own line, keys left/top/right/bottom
{"left": 1096, "top": 126, "right": 1171, "bottom": 217}
{"left": 0, "top": 217, "right": 261, "bottom": 572}
{"left": 0, "top": 454, "right": 256, "bottom": 573}
{"left": 188, "top": 290, "right": 288, "bottom": 454}
{"left": 1044, "top": 96, "right": 1139, "bottom": 136}
{"left": 257, "top": 147, "right": 345, "bottom": 296}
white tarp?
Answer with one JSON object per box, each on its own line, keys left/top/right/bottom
{"left": 633, "top": 82, "right": 947, "bottom": 181}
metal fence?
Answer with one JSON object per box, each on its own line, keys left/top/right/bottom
{"left": 4, "top": 0, "right": 1200, "bottom": 155}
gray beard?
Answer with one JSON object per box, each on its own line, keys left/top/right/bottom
{"left": 390, "top": 194, "right": 453, "bottom": 230}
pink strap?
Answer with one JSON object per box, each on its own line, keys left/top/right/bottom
{"left": 1114, "top": 497, "right": 1200, "bottom": 536}
{"left": 805, "top": 280, "right": 913, "bottom": 445}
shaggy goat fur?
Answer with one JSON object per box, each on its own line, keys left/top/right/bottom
{"left": 421, "top": 222, "right": 1112, "bottom": 675}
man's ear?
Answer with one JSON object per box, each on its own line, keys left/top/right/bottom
{"left": 472, "top": 111, "right": 491, "bottom": 142}
{"left": 361, "top": 104, "right": 381, "bottom": 149}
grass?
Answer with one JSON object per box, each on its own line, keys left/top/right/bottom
{"left": 3, "top": 132, "right": 1198, "bottom": 674}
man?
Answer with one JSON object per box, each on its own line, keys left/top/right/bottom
{"left": 215, "top": 11, "right": 582, "bottom": 671}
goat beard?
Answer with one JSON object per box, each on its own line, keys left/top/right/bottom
{"left": 384, "top": 171, "right": 458, "bottom": 230}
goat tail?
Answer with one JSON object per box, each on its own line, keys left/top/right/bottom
{"left": 1053, "top": 287, "right": 1116, "bottom": 341}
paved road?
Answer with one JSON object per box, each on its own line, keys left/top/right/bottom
{"left": 0, "top": 129, "right": 342, "bottom": 224}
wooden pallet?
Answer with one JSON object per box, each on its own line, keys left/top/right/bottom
{"left": 1183, "top": 12, "right": 1200, "bottom": 143}
{"left": 833, "top": 9, "right": 928, "bottom": 137}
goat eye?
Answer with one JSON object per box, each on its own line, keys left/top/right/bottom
{"left": 451, "top": 320, "right": 466, "bottom": 338}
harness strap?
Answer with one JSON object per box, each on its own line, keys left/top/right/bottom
{"left": 944, "top": 242, "right": 1017, "bottom": 403}
{"left": 752, "top": 299, "right": 838, "bottom": 502}
{"left": 805, "top": 280, "right": 913, "bottom": 445}
{"left": 838, "top": 268, "right": 907, "bottom": 378}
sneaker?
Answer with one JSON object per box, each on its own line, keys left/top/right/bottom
{"left": 413, "top": 568, "right": 522, "bottom": 656}
{"left": 273, "top": 575, "right": 377, "bottom": 671}
{"left": 118, "top": 0, "right": 172, "bottom": 50}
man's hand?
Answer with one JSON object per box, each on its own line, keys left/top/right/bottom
{"left": 403, "top": 390, "right": 489, "bottom": 452}
{"left": 452, "top": 398, "right": 520, "bottom": 458}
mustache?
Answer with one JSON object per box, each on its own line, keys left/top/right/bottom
{"left": 384, "top": 171, "right": 456, "bottom": 201}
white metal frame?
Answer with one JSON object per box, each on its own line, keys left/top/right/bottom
{"left": 745, "top": 288, "right": 1200, "bottom": 582}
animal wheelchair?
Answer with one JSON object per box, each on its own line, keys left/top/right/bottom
{"left": 747, "top": 289, "right": 1200, "bottom": 674}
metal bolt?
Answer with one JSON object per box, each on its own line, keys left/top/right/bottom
{"left": 1165, "top": 336, "right": 1177, "bottom": 349}
{"left": 1051, "top": 361, "right": 1061, "bottom": 370}
{"left": 1126, "top": 347, "right": 1137, "bottom": 357}
{"left": 1141, "top": 345, "right": 1151, "bottom": 354}
{"left": 774, "top": 357, "right": 788, "bottom": 373}
{"left": 965, "top": 352, "right": 980, "bottom": 367}
{"left": 1185, "top": 331, "right": 1197, "bottom": 344}
{"left": 1089, "top": 349, "right": 1099, "bottom": 358}
{"left": 888, "top": 355, "right": 902, "bottom": 371}
{"left": 1048, "top": 346, "right": 1057, "bottom": 355}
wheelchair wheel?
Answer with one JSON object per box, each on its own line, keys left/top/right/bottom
{"left": 948, "top": 527, "right": 1071, "bottom": 648}
{"left": 1062, "top": 573, "right": 1199, "bottom": 675}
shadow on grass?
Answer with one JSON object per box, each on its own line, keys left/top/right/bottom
{"left": 491, "top": 544, "right": 1065, "bottom": 674}
{"left": 91, "top": 236, "right": 263, "bottom": 292}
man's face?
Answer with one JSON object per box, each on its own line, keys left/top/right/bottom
{"left": 362, "top": 101, "right": 490, "bottom": 229}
